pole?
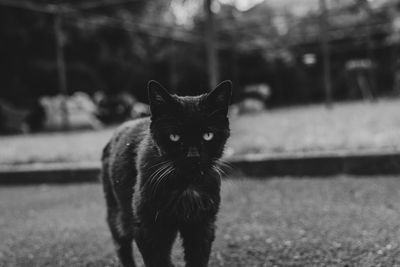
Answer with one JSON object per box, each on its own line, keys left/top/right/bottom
{"left": 204, "top": 0, "right": 219, "bottom": 90}
{"left": 319, "top": 0, "right": 333, "bottom": 108}
{"left": 364, "top": 1, "right": 376, "bottom": 101}
{"left": 169, "top": 39, "right": 178, "bottom": 92}
{"left": 54, "top": 11, "right": 69, "bottom": 130}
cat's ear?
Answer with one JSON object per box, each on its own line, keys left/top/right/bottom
{"left": 147, "top": 80, "right": 175, "bottom": 116}
{"left": 205, "top": 80, "right": 232, "bottom": 116}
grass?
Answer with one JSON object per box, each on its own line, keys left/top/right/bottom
{"left": 2, "top": 177, "right": 400, "bottom": 266}
{"left": 0, "top": 127, "right": 114, "bottom": 166}
{"left": 1, "top": 98, "right": 400, "bottom": 165}
{"left": 231, "top": 98, "right": 400, "bottom": 156}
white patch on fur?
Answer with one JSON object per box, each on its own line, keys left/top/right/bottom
{"left": 184, "top": 188, "right": 200, "bottom": 199}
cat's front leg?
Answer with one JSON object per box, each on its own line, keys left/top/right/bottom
{"left": 180, "top": 221, "right": 216, "bottom": 267}
{"left": 135, "top": 224, "right": 177, "bottom": 267}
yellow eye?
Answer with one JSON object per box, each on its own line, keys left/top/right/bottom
{"left": 203, "top": 132, "right": 214, "bottom": 141}
{"left": 169, "top": 134, "right": 180, "bottom": 142}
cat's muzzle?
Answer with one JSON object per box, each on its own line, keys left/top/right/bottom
{"left": 187, "top": 146, "right": 200, "bottom": 158}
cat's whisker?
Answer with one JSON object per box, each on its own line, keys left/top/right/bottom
{"left": 212, "top": 158, "right": 233, "bottom": 176}
{"left": 216, "top": 159, "right": 233, "bottom": 170}
{"left": 150, "top": 164, "right": 170, "bottom": 185}
{"left": 150, "top": 163, "right": 175, "bottom": 198}
{"left": 147, "top": 162, "right": 171, "bottom": 190}
{"left": 148, "top": 168, "right": 164, "bottom": 187}
{"left": 152, "top": 160, "right": 171, "bottom": 177}
{"left": 215, "top": 163, "right": 228, "bottom": 178}
{"left": 162, "top": 166, "right": 175, "bottom": 180}
{"left": 213, "top": 164, "right": 223, "bottom": 174}
{"left": 151, "top": 166, "right": 169, "bottom": 195}
{"left": 211, "top": 165, "right": 223, "bottom": 180}
{"left": 155, "top": 166, "right": 174, "bottom": 192}
{"left": 148, "top": 160, "right": 171, "bottom": 170}
{"left": 220, "top": 165, "right": 228, "bottom": 175}
{"left": 161, "top": 165, "right": 175, "bottom": 184}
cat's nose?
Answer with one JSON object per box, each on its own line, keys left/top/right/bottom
{"left": 187, "top": 146, "right": 200, "bottom": 158}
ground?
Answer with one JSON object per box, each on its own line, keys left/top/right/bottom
{"left": 2, "top": 177, "right": 400, "bottom": 266}
{"left": 2, "top": 98, "right": 400, "bottom": 166}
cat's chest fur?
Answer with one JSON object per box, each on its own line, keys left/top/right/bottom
{"left": 135, "top": 164, "right": 221, "bottom": 224}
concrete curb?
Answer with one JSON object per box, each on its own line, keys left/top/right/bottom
{"left": 0, "top": 152, "right": 399, "bottom": 184}
{"left": 228, "top": 152, "right": 400, "bottom": 177}
{"left": 0, "top": 162, "right": 100, "bottom": 184}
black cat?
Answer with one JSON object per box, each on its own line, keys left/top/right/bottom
{"left": 100, "top": 80, "right": 232, "bottom": 267}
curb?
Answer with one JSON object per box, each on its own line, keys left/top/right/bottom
{"left": 0, "top": 162, "right": 100, "bottom": 184}
{"left": 229, "top": 152, "right": 400, "bottom": 177}
{"left": 0, "top": 152, "right": 400, "bottom": 184}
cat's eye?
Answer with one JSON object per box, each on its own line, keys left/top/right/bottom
{"left": 169, "top": 134, "right": 180, "bottom": 142}
{"left": 203, "top": 132, "right": 214, "bottom": 141}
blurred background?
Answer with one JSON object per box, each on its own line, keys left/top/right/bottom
{"left": 1, "top": 0, "right": 400, "bottom": 165}
{"left": 1, "top": 0, "right": 400, "bottom": 133}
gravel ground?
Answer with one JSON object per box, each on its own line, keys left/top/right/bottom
{"left": 2, "top": 177, "right": 400, "bottom": 266}
{"left": 2, "top": 98, "right": 400, "bottom": 165}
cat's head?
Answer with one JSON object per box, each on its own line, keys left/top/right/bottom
{"left": 148, "top": 80, "right": 232, "bottom": 172}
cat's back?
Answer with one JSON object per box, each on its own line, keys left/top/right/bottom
{"left": 100, "top": 118, "right": 150, "bottom": 222}
{"left": 102, "top": 117, "right": 150, "bottom": 169}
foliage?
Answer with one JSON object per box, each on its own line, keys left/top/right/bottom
{"left": 1, "top": 0, "right": 400, "bottom": 108}
{"left": 0, "top": 0, "right": 176, "bottom": 103}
